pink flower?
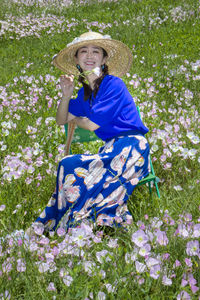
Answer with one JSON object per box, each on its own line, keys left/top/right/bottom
{"left": 38, "top": 237, "right": 49, "bottom": 245}
{"left": 32, "top": 223, "right": 44, "bottom": 236}
{"left": 17, "top": 259, "right": 26, "bottom": 272}
{"left": 139, "top": 243, "right": 151, "bottom": 257}
{"left": 131, "top": 229, "right": 149, "bottom": 247}
{"left": 188, "top": 273, "right": 197, "bottom": 286}
{"left": 162, "top": 253, "right": 170, "bottom": 260}
{"left": 107, "top": 238, "right": 118, "bottom": 248}
{"left": 149, "top": 264, "right": 161, "bottom": 279}
{"left": 135, "top": 261, "right": 146, "bottom": 273}
{"left": 96, "top": 250, "right": 111, "bottom": 264}
{"left": 190, "top": 285, "right": 199, "bottom": 294}
{"left": 155, "top": 230, "right": 169, "bottom": 246}
{"left": 162, "top": 275, "right": 172, "bottom": 286}
{"left": 192, "top": 224, "right": 200, "bottom": 238}
{"left": 174, "top": 260, "right": 181, "bottom": 268}
{"left": 97, "top": 291, "right": 106, "bottom": 300}
{"left": 57, "top": 227, "right": 66, "bottom": 237}
{"left": 186, "top": 240, "right": 199, "bottom": 256}
{"left": 146, "top": 257, "right": 160, "bottom": 268}
{"left": 181, "top": 279, "right": 188, "bottom": 287}
{"left": 0, "top": 204, "right": 6, "bottom": 211}
{"left": 177, "top": 291, "right": 191, "bottom": 300}
{"left": 185, "top": 258, "right": 192, "bottom": 267}
{"left": 47, "top": 282, "right": 56, "bottom": 292}
{"left": 63, "top": 275, "right": 73, "bottom": 286}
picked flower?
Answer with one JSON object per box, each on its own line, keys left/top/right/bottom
{"left": 92, "top": 67, "right": 101, "bottom": 76}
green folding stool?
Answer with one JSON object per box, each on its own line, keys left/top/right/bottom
{"left": 64, "top": 106, "right": 160, "bottom": 199}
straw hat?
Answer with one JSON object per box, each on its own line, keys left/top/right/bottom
{"left": 52, "top": 31, "right": 133, "bottom": 77}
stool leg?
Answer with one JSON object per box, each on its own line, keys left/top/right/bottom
{"left": 155, "top": 181, "right": 161, "bottom": 198}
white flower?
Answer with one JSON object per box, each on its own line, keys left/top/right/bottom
{"left": 174, "top": 185, "right": 183, "bottom": 191}
{"left": 92, "top": 67, "right": 101, "bottom": 76}
{"left": 135, "top": 261, "right": 146, "bottom": 273}
{"left": 97, "top": 291, "right": 106, "bottom": 300}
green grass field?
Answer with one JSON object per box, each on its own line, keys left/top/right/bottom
{"left": 0, "top": 0, "right": 199, "bottom": 299}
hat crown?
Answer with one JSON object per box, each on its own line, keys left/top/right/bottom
{"left": 80, "top": 31, "right": 104, "bottom": 39}
{"left": 67, "top": 31, "right": 111, "bottom": 47}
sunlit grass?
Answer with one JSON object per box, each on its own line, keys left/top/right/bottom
{"left": 0, "top": 0, "right": 199, "bottom": 298}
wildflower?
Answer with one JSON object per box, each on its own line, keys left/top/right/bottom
{"left": 63, "top": 275, "right": 73, "bottom": 286}
{"left": 185, "top": 258, "right": 192, "bottom": 267}
{"left": 97, "top": 292, "right": 106, "bottom": 300}
{"left": 146, "top": 257, "right": 160, "bottom": 268}
{"left": 99, "top": 269, "right": 106, "bottom": 279}
{"left": 135, "top": 261, "right": 146, "bottom": 273}
{"left": 131, "top": 229, "right": 149, "bottom": 247}
{"left": 38, "top": 262, "right": 50, "bottom": 273}
{"left": 47, "top": 282, "right": 57, "bottom": 292}
{"left": 57, "top": 227, "right": 66, "bottom": 237}
{"left": 174, "top": 260, "right": 181, "bottom": 268}
{"left": 155, "top": 230, "right": 169, "bottom": 246}
{"left": 0, "top": 290, "right": 11, "bottom": 299}
{"left": 186, "top": 240, "right": 199, "bottom": 256}
{"left": 150, "top": 217, "right": 163, "bottom": 228}
{"left": 105, "top": 283, "right": 115, "bottom": 293}
{"left": 190, "top": 285, "right": 199, "bottom": 294}
{"left": 32, "top": 223, "right": 44, "bottom": 236}
{"left": 17, "top": 258, "right": 26, "bottom": 272}
{"left": 96, "top": 250, "right": 111, "bottom": 263}
{"left": 192, "top": 224, "right": 200, "bottom": 238}
{"left": 181, "top": 278, "right": 188, "bottom": 287}
{"left": 177, "top": 224, "right": 189, "bottom": 238}
{"left": 174, "top": 185, "right": 183, "bottom": 191}
{"left": 149, "top": 264, "right": 161, "bottom": 279}
{"left": 177, "top": 290, "right": 191, "bottom": 300}
{"left": 0, "top": 205, "right": 6, "bottom": 211}
{"left": 138, "top": 243, "right": 151, "bottom": 257}
{"left": 162, "top": 275, "right": 172, "bottom": 286}
{"left": 107, "top": 238, "right": 118, "bottom": 248}
{"left": 83, "top": 261, "right": 96, "bottom": 275}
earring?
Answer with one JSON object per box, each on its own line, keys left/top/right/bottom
{"left": 101, "top": 64, "right": 105, "bottom": 71}
{"left": 76, "top": 64, "right": 81, "bottom": 72}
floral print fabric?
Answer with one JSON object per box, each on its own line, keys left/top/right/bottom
{"left": 35, "top": 134, "right": 150, "bottom": 232}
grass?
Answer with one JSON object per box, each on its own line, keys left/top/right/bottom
{"left": 0, "top": 0, "right": 200, "bottom": 299}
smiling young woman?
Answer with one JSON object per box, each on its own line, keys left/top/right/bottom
{"left": 28, "top": 31, "right": 150, "bottom": 235}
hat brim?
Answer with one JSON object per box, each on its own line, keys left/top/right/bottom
{"left": 53, "top": 39, "right": 133, "bottom": 77}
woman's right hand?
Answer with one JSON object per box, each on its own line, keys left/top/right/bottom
{"left": 60, "top": 75, "right": 74, "bottom": 99}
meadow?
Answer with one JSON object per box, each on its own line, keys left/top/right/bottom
{"left": 0, "top": 0, "right": 200, "bottom": 299}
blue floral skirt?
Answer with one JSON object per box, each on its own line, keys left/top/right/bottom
{"left": 35, "top": 134, "right": 150, "bottom": 232}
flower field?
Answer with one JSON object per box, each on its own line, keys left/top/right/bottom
{"left": 0, "top": 0, "right": 199, "bottom": 299}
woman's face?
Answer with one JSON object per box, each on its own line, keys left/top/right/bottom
{"left": 75, "top": 44, "right": 107, "bottom": 73}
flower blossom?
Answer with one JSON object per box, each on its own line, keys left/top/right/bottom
{"left": 131, "top": 229, "right": 149, "bottom": 247}
{"left": 186, "top": 240, "right": 199, "bottom": 256}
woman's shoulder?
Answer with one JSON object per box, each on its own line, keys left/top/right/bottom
{"left": 102, "top": 75, "right": 125, "bottom": 89}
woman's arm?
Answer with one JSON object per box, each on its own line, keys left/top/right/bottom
{"left": 73, "top": 117, "right": 100, "bottom": 131}
{"left": 56, "top": 75, "right": 76, "bottom": 125}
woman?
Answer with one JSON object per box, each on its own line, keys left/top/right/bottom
{"left": 34, "top": 31, "right": 150, "bottom": 233}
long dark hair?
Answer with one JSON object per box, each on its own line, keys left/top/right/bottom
{"left": 75, "top": 48, "right": 109, "bottom": 100}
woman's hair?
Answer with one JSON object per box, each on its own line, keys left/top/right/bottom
{"left": 75, "top": 48, "right": 109, "bottom": 100}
